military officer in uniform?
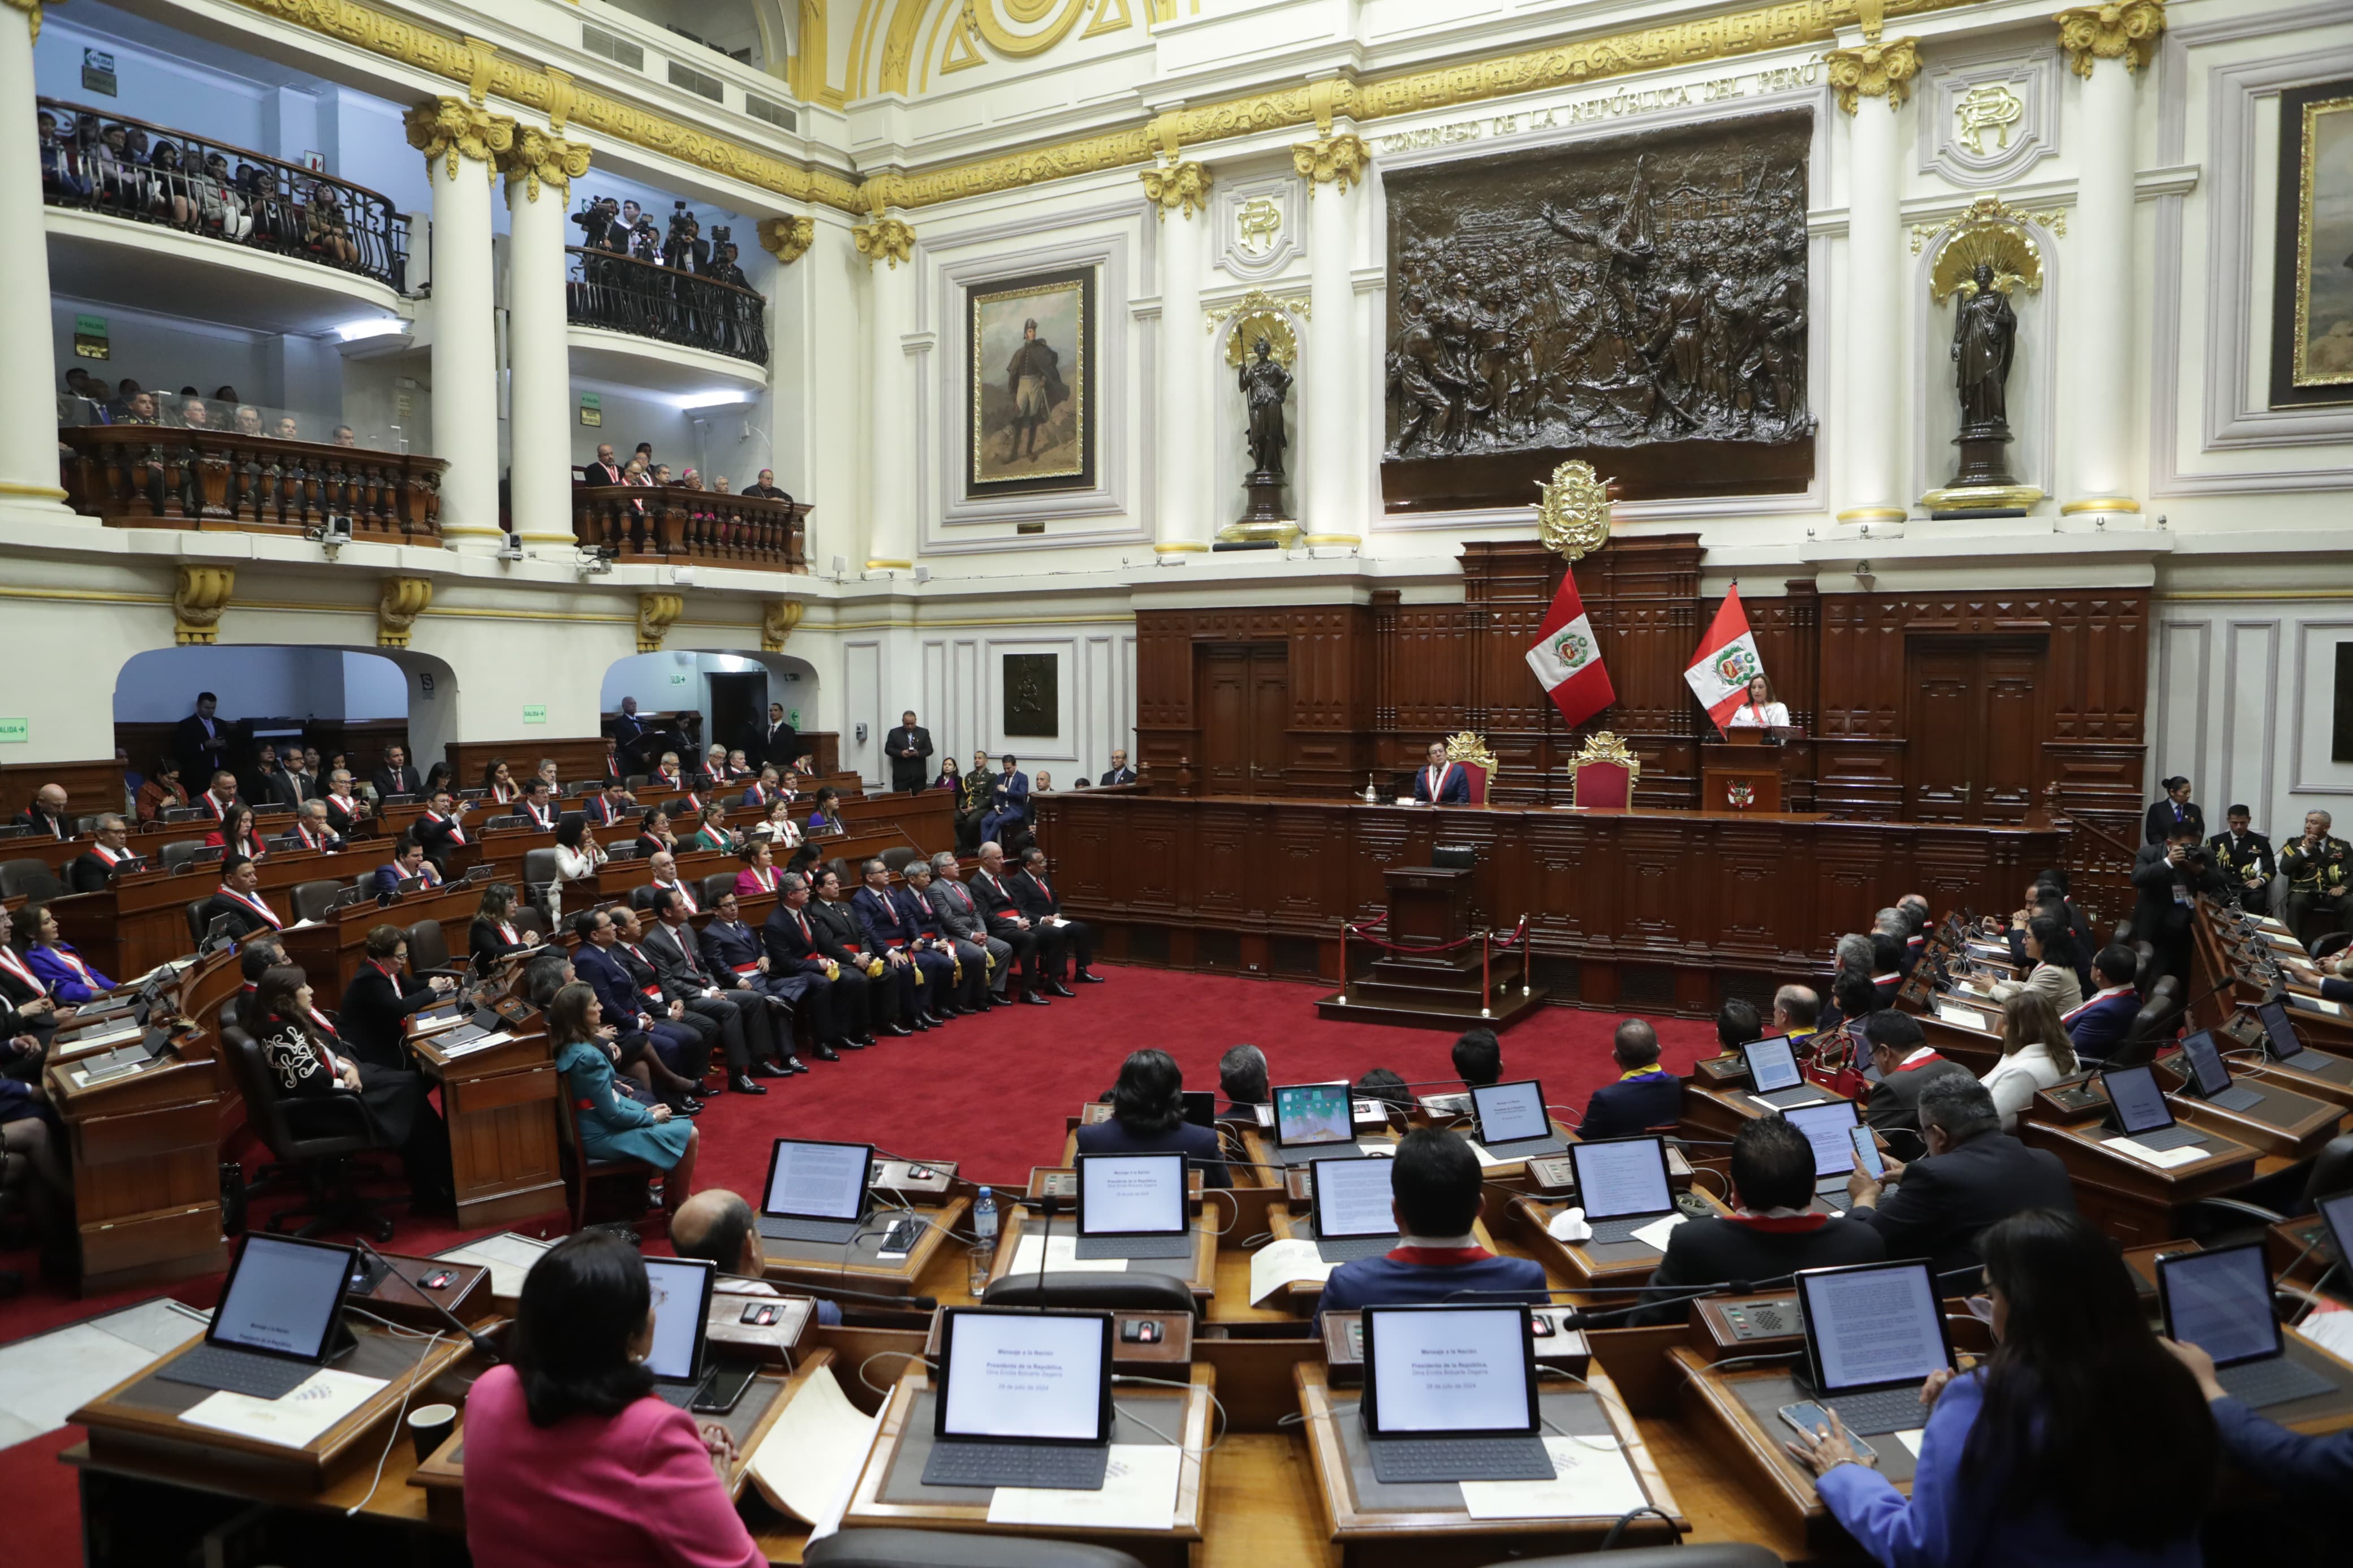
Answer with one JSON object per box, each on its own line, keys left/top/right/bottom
{"left": 2282, "top": 810, "right": 2353, "bottom": 947}
{"left": 2209, "top": 805, "right": 2277, "bottom": 916}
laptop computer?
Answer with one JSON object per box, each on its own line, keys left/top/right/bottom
{"left": 1469, "top": 1078, "right": 1567, "bottom": 1158}
{"left": 2157, "top": 1243, "right": 2335, "bottom": 1408}
{"left": 642, "top": 1254, "right": 721, "bottom": 1407}
{"left": 2256, "top": 1000, "right": 2334, "bottom": 1073}
{"left": 1793, "top": 1258, "right": 1956, "bottom": 1435}
{"left": 1360, "top": 1304, "right": 1554, "bottom": 1483}
{"left": 1269, "top": 1081, "right": 1358, "bottom": 1166}
{"left": 923, "top": 1307, "right": 1115, "bottom": 1489}
{"left": 1743, "top": 1035, "right": 1827, "bottom": 1109}
{"left": 1181, "top": 1090, "right": 1218, "bottom": 1128}
{"left": 156, "top": 1232, "right": 359, "bottom": 1399}
{"left": 1072, "top": 1152, "right": 1193, "bottom": 1260}
{"left": 756, "top": 1137, "right": 872, "bottom": 1244}
{"left": 1306, "top": 1156, "right": 1400, "bottom": 1263}
{"left": 1565, "top": 1135, "right": 1678, "bottom": 1247}
{"left": 2176, "top": 1029, "right": 2266, "bottom": 1114}
{"left": 1781, "top": 1098, "right": 1865, "bottom": 1199}
{"left": 2101, "top": 1062, "right": 2207, "bottom": 1152}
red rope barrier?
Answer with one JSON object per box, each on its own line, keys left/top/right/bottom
{"left": 1341, "top": 913, "right": 1529, "bottom": 956}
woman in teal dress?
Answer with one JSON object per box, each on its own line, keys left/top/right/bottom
{"left": 548, "top": 982, "right": 698, "bottom": 1220}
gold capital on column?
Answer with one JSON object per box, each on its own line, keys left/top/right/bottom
{"left": 637, "top": 593, "right": 684, "bottom": 653}
{"left": 174, "top": 566, "right": 234, "bottom": 646}
{"left": 852, "top": 217, "right": 913, "bottom": 268}
{"left": 1140, "top": 160, "right": 1212, "bottom": 221}
{"left": 498, "top": 124, "right": 592, "bottom": 202}
{"left": 2054, "top": 1, "right": 2166, "bottom": 77}
{"left": 3, "top": 0, "right": 46, "bottom": 43}
{"left": 760, "top": 215, "right": 817, "bottom": 264}
{"left": 377, "top": 576, "right": 434, "bottom": 647}
{"left": 403, "top": 97, "right": 517, "bottom": 182}
{"left": 1825, "top": 37, "right": 1923, "bottom": 114}
{"left": 761, "top": 599, "right": 805, "bottom": 653}
{"left": 1291, "top": 132, "right": 1369, "bottom": 197}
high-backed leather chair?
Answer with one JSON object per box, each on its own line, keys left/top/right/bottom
{"left": 0, "top": 858, "right": 64, "bottom": 900}
{"left": 806, "top": 1531, "right": 1147, "bottom": 1568}
{"left": 159, "top": 839, "right": 210, "bottom": 875}
{"left": 291, "top": 879, "right": 345, "bottom": 923}
{"left": 406, "top": 917, "right": 455, "bottom": 975}
{"left": 221, "top": 1023, "right": 398, "bottom": 1241}
{"left": 2302, "top": 1132, "right": 2353, "bottom": 1208}
{"left": 701, "top": 871, "right": 737, "bottom": 906}
{"left": 881, "top": 845, "right": 918, "bottom": 876}
{"left": 2105, "top": 975, "right": 2184, "bottom": 1069}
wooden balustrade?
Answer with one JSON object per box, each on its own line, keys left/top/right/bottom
{"left": 58, "top": 425, "right": 446, "bottom": 542}
{"left": 572, "top": 485, "right": 809, "bottom": 573}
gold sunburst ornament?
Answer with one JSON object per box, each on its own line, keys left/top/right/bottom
{"left": 1925, "top": 196, "right": 2047, "bottom": 303}
{"left": 1535, "top": 460, "right": 1613, "bottom": 561}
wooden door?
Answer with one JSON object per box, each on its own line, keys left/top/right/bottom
{"left": 1903, "top": 637, "right": 2047, "bottom": 824}
{"left": 1248, "top": 646, "right": 1291, "bottom": 795}
{"left": 1197, "top": 642, "right": 1290, "bottom": 797}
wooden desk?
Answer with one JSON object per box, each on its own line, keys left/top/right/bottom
{"left": 408, "top": 1014, "right": 564, "bottom": 1229}
{"left": 839, "top": 1366, "right": 1212, "bottom": 1568}
{"left": 1294, "top": 1359, "right": 1679, "bottom": 1566}
{"left": 2019, "top": 1117, "right": 2261, "bottom": 1247}
{"left": 762, "top": 1198, "right": 969, "bottom": 1299}
{"left": 986, "top": 1204, "right": 1217, "bottom": 1304}
{"left": 1261, "top": 1203, "right": 1510, "bottom": 1315}
{"left": 1511, "top": 1193, "right": 1715, "bottom": 1288}
{"left": 281, "top": 881, "right": 487, "bottom": 991}
{"left": 44, "top": 1039, "right": 227, "bottom": 1295}
{"left": 2161, "top": 1068, "right": 2347, "bottom": 1161}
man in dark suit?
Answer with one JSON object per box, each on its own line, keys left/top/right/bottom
{"left": 2281, "top": 809, "right": 2353, "bottom": 948}
{"left": 571, "top": 905, "right": 712, "bottom": 1094}
{"left": 752, "top": 703, "right": 799, "bottom": 771}
{"left": 853, "top": 858, "right": 954, "bottom": 1027}
{"left": 738, "top": 766, "right": 782, "bottom": 811}
{"left": 197, "top": 770, "right": 241, "bottom": 823}
{"left": 760, "top": 872, "right": 863, "bottom": 1057}
{"left": 979, "top": 756, "right": 1030, "bottom": 846}
{"left": 69, "top": 815, "right": 143, "bottom": 891}
{"left": 612, "top": 697, "right": 672, "bottom": 774}
{"left": 918, "top": 854, "right": 1005, "bottom": 1010}
{"left": 1846, "top": 1074, "right": 2075, "bottom": 1283}
{"left": 810, "top": 866, "right": 898, "bottom": 1034}
{"left": 516, "top": 777, "right": 559, "bottom": 831}
{"left": 1627, "top": 1116, "right": 1886, "bottom": 1325}
{"left": 582, "top": 443, "right": 624, "bottom": 486}
{"left": 2131, "top": 823, "right": 2227, "bottom": 982}
{"left": 1575, "top": 1018, "right": 1682, "bottom": 1139}
{"left": 274, "top": 750, "right": 320, "bottom": 809}
{"left": 12, "top": 783, "right": 70, "bottom": 840}
{"left": 1860, "top": 1011, "right": 1973, "bottom": 1146}
{"left": 1411, "top": 739, "right": 1470, "bottom": 804}
{"left": 247, "top": 744, "right": 293, "bottom": 811}
{"left": 1015, "top": 846, "right": 1100, "bottom": 987}
{"left": 411, "top": 788, "right": 473, "bottom": 876}
{"left": 174, "top": 692, "right": 229, "bottom": 782}
{"left": 700, "top": 891, "right": 811, "bottom": 1069}
{"left": 2065, "top": 944, "right": 2143, "bottom": 1064}
{"left": 2144, "top": 776, "right": 2204, "bottom": 846}
{"left": 369, "top": 839, "right": 441, "bottom": 899}
{"left": 972, "top": 840, "right": 1050, "bottom": 1002}
{"left": 884, "top": 711, "right": 933, "bottom": 795}
{"left": 643, "top": 887, "right": 786, "bottom": 1094}
{"left": 201, "top": 856, "right": 285, "bottom": 940}
{"left": 583, "top": 779, "right": 632, "bottom": 827}
{"left": 1099, "top": 749, "right": 1137, "bottom": 787}
{"left": 372, "top": 745, "right": 423, "bottom": 801}
{"left": 2209, "top": 804, "right": 2277, "bottom": 915}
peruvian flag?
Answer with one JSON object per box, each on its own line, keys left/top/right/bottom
{"left": 1523, "top": 565, "right": 1615, "bottom": 728}
{"left": 1683, "top": 585, "right": 1765, "bottom": 732}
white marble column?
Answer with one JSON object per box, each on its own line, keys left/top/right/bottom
{"left": 0, "top": 5, "right": 72, "bottom": 520}
{"left": 856, "top": 214, "right": 916, "bottom": 572}
{"left": 403, "top": 98, "right": 512, "bottom": 550}
{"left": 1146, "top": 161, "right": 1212, "bottom": 558}
{"left": 1825, "top": 38, "right": 1919, "bottom": 527}
{"left": 499, "top": 127, "right": 590, "bottom": 547}
{"left": 1299, "top": 131, "right": 1368, "bottom": 548}
{"left": 2056, "top": 2, "right": 2164, "bottom": 520}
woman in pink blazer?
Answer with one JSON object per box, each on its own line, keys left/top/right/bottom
{"left": 732, "top": 839, "right": 781, "bottom": 899}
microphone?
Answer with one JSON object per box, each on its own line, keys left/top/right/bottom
{"left": 1031, "top": 1193, "right": 1060, "bottom": 1308}
{"left": 729, "top": 1273, "right": 938, "bottom": 1312}
{"left": 353, "top": 1236, "right": 502, "bottom": 1360}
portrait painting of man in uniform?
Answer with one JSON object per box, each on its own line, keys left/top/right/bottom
{"left": 967, "top": 266, "right": 1097, "bottom": 497}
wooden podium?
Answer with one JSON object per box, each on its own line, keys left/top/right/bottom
{"left": 1700, "top": 731, "right": 1809, "bottom": 815}
{"left": 1315, "top": 864, "right": 1546, "bottom": 1030}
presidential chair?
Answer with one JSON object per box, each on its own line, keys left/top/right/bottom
{"left": 1568, "top": 731, "right": 1641, "bottom": 811}
{"left": 1442, "top": 731, "right": 1498, "bottom": 805}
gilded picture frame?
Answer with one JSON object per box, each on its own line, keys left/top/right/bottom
{"left": 2270, "top": 79, "right": 2353, "bottom": 408}
{"left": 966, "top": 265, "right": 1097, "bottom": 498}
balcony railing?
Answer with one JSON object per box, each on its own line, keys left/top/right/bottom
{"left": 574, "top": 485, "right": 807, "bottom": 573}
{"left": 59, "top": 426, "right": 446, "bottom": 543}
{"left": 566, "top": 246, "right": 768, "bottom": 364}
{"left": 39, "top": 98, "right": 410, "bottom": 291}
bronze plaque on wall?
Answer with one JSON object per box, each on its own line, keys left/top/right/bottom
{"left": 1003, "top": 654, "right": 1058, "bottom": 737}
{"left": 1382, "top": 110, "right": 1815, "bottom": 512}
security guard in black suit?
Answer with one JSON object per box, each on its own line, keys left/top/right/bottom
{"left": 2209, "top": 805, "right": 2277, "bottom": 915}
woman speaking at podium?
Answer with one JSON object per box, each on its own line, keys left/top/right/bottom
{"left": 1725, "top": 673, "right": 1790, "bottom": 729}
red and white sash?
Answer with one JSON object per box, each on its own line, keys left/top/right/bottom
{"left": 425, "top": 810, "right": 467, "bottom": 846}
{"left": 214, "top": 886, "right": 283, "bottom": 929}
{"left": 0, "top": 947, "right": 47, "bottom": 996}
{"left": 1424, "top": 762, "right": 1456, "bottom": 799}
{"left": 2063, "top": 984, "right": 2136, "bottom": 1025}
{"left": 658, "top": 879, "right": 699, "bottom": 915}
{"left": 743, "top": 863, "right": 778, "bottom": 895}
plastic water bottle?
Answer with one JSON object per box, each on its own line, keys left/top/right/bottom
{"left": 969, "top": 1187, "right": 998, "bottom": 1297}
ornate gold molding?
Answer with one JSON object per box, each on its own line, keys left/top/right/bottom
{"left": 761, "top": 599, "right": 806, "bottom": 653}
{"left": 1206, "top": 287, "right": 1308, "bottom": 365}
{"left": 1291, "top": 132, "right": 1369, "bottom": 197}
{"left": 637, "top": 593, "right": 684, "bottom": 653}
{"left": 760, "top": 214, "right": 817, "bottom": 264}
{"left": 174, "top": 565, "right": 234, "bottom": 646}
{"left": 377, "top": 576, "right": 434, "bottom": 647}
{"left": 853, "top": 216, "right": 914, "bottom": 267}
{"left": 1536, "top": 460, "right": 1613, "bottom": 562}
{"left": 1140, "top": 159, "right": 1212, "bottom": 221}
{"left": 1824, "top": 36, "right": 1921, "bottom": 113}
{"left": 497, "top": 124, "right": 592, "bottom": 202}
{"left": 404, "top": 97, "right": 516, "bottom": 182}
{"left": 2054, "top": 1, "right": 2166, "bottom": 79}
{"left": 1442, "top": 731, "right": 1499, "bottom": 779}
{"left": 1569, "top": 731, "right": 1642, "bottom": 791}
{"left": 4, "top": 0, "right": 48, "bottom": 44}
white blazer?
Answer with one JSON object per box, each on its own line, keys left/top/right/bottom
{"left": 1981, "top": 1042, "right": 2069, "bottom": 1131}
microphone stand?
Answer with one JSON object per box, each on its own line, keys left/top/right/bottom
{"left": 1029, "top": 1193, "right": 1059, "bottom": 1310}
{"left": 353, "top": 1236, "right": 502, "bottom": 1361}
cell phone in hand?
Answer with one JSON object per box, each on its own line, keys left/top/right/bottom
{"left": 1778, "top": 1401, "right": 1877, "bottom": 1459}
{"left": 1850, "top": 1125, "right": 1886, "bottom": 1181}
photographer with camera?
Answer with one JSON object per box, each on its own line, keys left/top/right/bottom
{"left": 2131, "top": 818, "right": 2227, "bottom": 982}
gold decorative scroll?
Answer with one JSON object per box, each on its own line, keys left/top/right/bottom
{"left": 1824, "top": 36, "right": 1921, "bottom": 113}
{"left": 403, "top": 96, "right": 516, "bottom": 182}
{"left": 377, "top": 576, "right": 434, "bottom": 647}
{"left": 1140, "top": 159, "right": 1212, "bottom": 221}
{"left": 637, "top": 593, "right": 684, "bottom": 653}
{"left": 2054, "top": 0, "right": 2166, "bottom": 79}
{"left": 1921, "top": 196, "right": 2049, "bottom": 301}
{"left": 760, "top": 214, "right": 818, "bottom": 264}
{"left": 1443, "top": 732, "right": 1499, "bottom": 779}
{"left": 174, "top": 565, "right": 234, "bottom": 646}
{"left": 498, "top": 124, "right": 593, "bottom": 202}
{"left": 761, "top": 599, "right": 805, "bottom": 653}
{"left": 1535, "top": 460, "right": 1613, "bottom": 561}
{"left": 1292, "top": 132, "right": 1369, "bottom": 197}
{"left": 4, "top": 0, "right": 49, "bottom": 44}
{"left": 853, "top": 216, "right": 914, "bottom": 267}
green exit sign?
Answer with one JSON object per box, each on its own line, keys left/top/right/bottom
{"left": 522, "top": 704, "right": 548, "bottom": 724}
{"left": 0, "top": 718, "right": 27, "bottom": 744}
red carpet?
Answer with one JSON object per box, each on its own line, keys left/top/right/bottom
{"left": 0, "top": 967, "right": 1718, "bottom": 1549}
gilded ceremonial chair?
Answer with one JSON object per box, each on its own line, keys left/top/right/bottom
{"left": 1568, "top": 731, "right": 1640, "bottom": 811}
{"left": 1442, "top": 732, "right": 1498, "bottom": 805}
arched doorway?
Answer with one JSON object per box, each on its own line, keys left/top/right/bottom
{"left": 601, "top": 649, "right": 819, "bottom": 772}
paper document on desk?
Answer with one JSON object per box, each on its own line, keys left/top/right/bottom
{"left": 1466, "top": 1141, "right": 1503, "bottom": 1168}
{"left": 432, "top": 1231, "right": 554, "bottom": 1297}
{"left": 989, "top": 1444, "right": 1180, "bottom": 1530}
{"left": 2291, "top": 995, "right": 2346, "bottom": 1016}
{"left": 1627, "top": 1213, "right": 1686, "bottom": 1252}
{"left": 2101, "top": 1136, "right": 2208, "bottom": 1169}
{"left": 1459, "top": 1433, "right": 1647, "bottom": 1519}
{"left": 1893, "top": 1429, "right": 1927, "bottom": 1458}
{"left": 286, "top": 917, "right": 322, "bottom": 931}
{"left": 1007, "top": 1232, "right": 1128, "bottom": 1275}
{"left": 59, "top": 1023, "right": 143, "bottom": 1058}
{"left": 437, "top": 1031, "right": 512, "bottom": 1059}
{"left": 178, "top": 1367, "right": 387, "bottom": 1448}
{"left": 745, "top": 1365, "right": 879, "bottom": 1531}
{"left": 2292, "top": 1310, "right": 2353, "bottom": 1363}
{"left": 1249, "top": 1237, "right": 1337, "bottom": 1304}
{"left": 1934, "top": 1002, "right": 1992, "bottom": 1031}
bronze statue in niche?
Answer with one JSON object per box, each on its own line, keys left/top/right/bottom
{"left": 1382, "top": 112, "right": 1815, "bottom": 509}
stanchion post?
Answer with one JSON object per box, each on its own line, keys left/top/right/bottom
{"left": 1481, "top": 931, "right": 1492, "bottom": 1020}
